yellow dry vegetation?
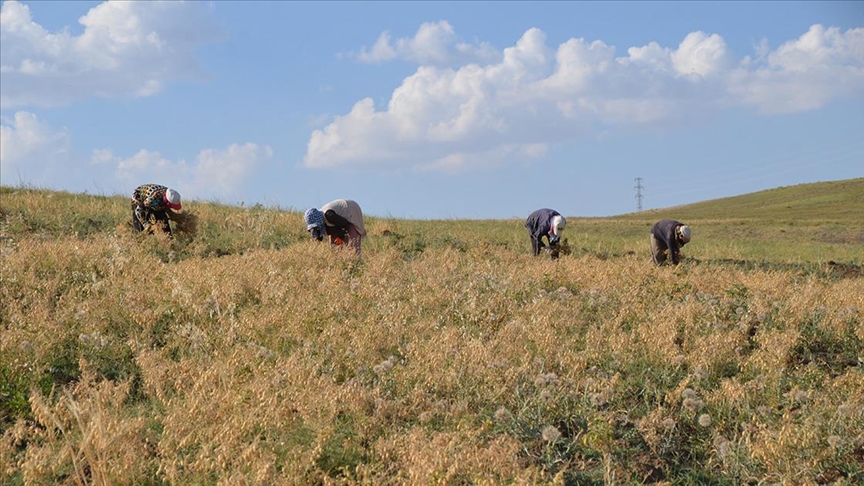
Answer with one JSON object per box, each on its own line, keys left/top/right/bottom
{"left": 1, "top": 185, "right": 863, "bottom": 484}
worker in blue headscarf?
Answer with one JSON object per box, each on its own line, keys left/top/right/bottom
{"left": 304, "top": 199, "right": 366, "bottom": 255}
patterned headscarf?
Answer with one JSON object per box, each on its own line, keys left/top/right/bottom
{"left": 304, "top": 208, "right": 325, "bottom": 230}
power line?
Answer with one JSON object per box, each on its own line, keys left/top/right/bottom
{"left": 634, "top": 177, "right": 644, "bottom": 212}
{"left": 650, "top": 140, "right": 863, "bottom": 194}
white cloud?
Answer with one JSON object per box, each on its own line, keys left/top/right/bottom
{"left": 0, "top": 111, "right": 70, "bottom": 185}
{"left": 99, "top": 142, "right": 273, "bottom": 201}
{"left": 729, "top": 25, "right": 864, "bottom": 114}
{"left": 0, "top": 0, "right": 222, "bottom": 108}
{"left": 353, "top": 21, "right": 499, "bottom": 66}
{"left": 357, "top": 31, "right": 398, "bottom": 63}
{"left": 1, "top": 109, "right": 271, "bottom": 199}
{"left": 113, "top": 149, "right": 178, "bottom": 177}
{"left": 671, "top": 31, "right": 732, "bottom": 78}
{"left": 192, "top": 143, "right": 274, "bottom": 197}
{"left": 306, "top": 24, "right": 864, "bottom": 171}
{"left": 770, "top": 24, "right": 864, "bottom": 72}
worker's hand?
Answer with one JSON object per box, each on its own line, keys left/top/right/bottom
{"left": 310, "top": 227, "right": 324, "bottom": 241}
{"left": 549, "top": 235, "right": 561, "bottom": 246}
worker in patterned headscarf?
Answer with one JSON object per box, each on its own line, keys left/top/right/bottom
{"left": 650, "top": 219, "right": 691, "bottom": 266}
{"left": 131, "top": 184, "right": 182, "bottom": 237}
{"left": 304, "top": 199, "right": 366, "bottom": 255}
{"left": 525, "top": 208, "right": 566, "bottom": 259}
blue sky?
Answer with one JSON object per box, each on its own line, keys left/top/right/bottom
{"left": 1, "top": 1, "right": 862, "bottom": 219}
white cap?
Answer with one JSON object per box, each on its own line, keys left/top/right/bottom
{"left": 165, "top": 188, "right": 182, "bottom": 210}
{"left": 551, "top": 215, "right": 566, "bottom": 235}
{"left": 677, "top": 225, "right": 691, "bottom": 242}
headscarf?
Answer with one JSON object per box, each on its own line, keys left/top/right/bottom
{"left": 164, "top": 188, "right": 182, "bottom": 210}
{"left": 677, "top": 225, "right": 691, "bottom": 243}
{"left": 550, "top": 215, "right": 566, "bottom": 235}
{"left": 304, "top": 208, "right": 325, "bottom": 230}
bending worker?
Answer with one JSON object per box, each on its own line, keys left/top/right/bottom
{"left": 525, "top": 208, "right": 566, "bottom": 259}
{"left": 304, "top": 199, "right": 366, "bottom": 255}
{"left": 650, "top": 219, "right": 691, "bottom": 266}
{"left": 131, "top": 184, "right": 182, "bottom": 237}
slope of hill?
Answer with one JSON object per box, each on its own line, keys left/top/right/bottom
{"left": 2, "top": 178, "right": 863, "bottom": 266}
{"left": 567, "top": 179, "right": 864, "bottom": 265}
{"left": 618, "top": 178, "right": 864, "bottom": 223}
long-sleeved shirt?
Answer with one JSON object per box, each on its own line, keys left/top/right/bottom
{"left": 131, "top": 184, "right": 171, "bottom": 226}
{"left": 321, "top": 199, "right": 366, "bottom": 236}
{"left": 525, "top": 208, "right": 561, "bottom": 256}
{"left": 651, "top": 219, "right": 687, "bottom": 265}
{"left": 132, "top": 184, "right": 171, "bottom": 212}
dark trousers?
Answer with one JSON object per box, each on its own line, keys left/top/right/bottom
{"left": 132, "top": 207, "right": 172, "bottom": 236}
{"left": 531, "top": 236, "right": 544, "bottom": 256}
{"left": 650, "top": 234, "right": 668, "bottom": 265}
{"left": 530, "top": 236, "right": 559, "bottom": 259}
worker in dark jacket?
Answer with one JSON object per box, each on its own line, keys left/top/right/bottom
{"left": 304, "top": 199, "right": 366, "bottom": 255}
{"left": 131, "top": 184, "right": 182, "bottom": 236}
{"left": 525, "top": 208, "right": 566, "bottom": 259}
{"left": 650, "top": 219, "right": 691, "bottom": 266}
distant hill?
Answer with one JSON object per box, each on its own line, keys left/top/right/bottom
{"left": 616, "top": 178, "right": 864, "bottom": 224}
{"left": 3, "top": 178, "right": 862, "bottom": 225}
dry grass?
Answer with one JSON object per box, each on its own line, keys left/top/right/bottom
{"left": 1, "top": 185, "right": 863, "bottom": 484}
{"left": 166, "top": 210, "right": 199, "bottom": 239}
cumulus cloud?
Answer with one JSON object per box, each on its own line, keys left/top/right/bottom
{"left": 98, "top": 142, "right": 273, "bottom": 201}
{"left": 0, "top": 0, "right": 222, "bottom": 108}
{"left": 671, "top": 31, "right": 732, "bottom": 78}
{"left": 0, "top": 111, "right": 71, "bottom": 185}
{"left": 352, "top": 21, "right": 499, "bottom": 66}
{"left": 1, "top": 111, "right": 272, "bottom": 199}
{"left": 191, "top": 143, "right": 275, "bottom": 197}
{"left": 306, "top": 23, "right": 864, "bottom": 171}
{"left": 729, "top": 24, "right": 864, "bottom": 114}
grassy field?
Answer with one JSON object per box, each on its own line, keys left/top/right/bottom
{"left": 1, "top": 179, "right": 862, "bottom": 484}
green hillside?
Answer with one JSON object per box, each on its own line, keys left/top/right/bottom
{"left": 571, "top": 179, "right": 864, "bottom": 266}
{"left": 618, "top": 178, "right": 864, "bottom": 223}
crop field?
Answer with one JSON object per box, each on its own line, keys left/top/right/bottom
{"left": 1, "top": 179, "right": 863, "bottom": 484}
